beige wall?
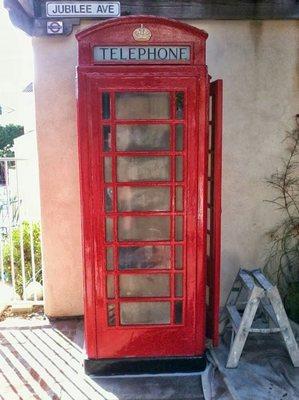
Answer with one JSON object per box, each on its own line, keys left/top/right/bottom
{"left": 32, "top": 20, "right": 299, "bottom": 317}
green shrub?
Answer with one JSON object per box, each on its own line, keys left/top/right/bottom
{"left": 285, "top": 283, "right": 299, "bottom": 323}
{"left": 2, "top": 221, "right": 42, "bottom": 298}
{"left": 264, "top": 116, "right": 299, "bottom": 322}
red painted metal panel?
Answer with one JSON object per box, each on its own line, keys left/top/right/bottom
{"left": 206, "top": 80, "right": 223, "bottom": 346}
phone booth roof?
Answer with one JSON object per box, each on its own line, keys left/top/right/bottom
{"left": 76, "top": 15, "right": 208, "bottom": 67}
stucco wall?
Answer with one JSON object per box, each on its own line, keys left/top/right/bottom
{"left": 32, "top": 20, "right": 299, "bottom": 317}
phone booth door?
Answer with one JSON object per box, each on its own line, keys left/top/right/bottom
{"left": 77, "top": 16, "right": 222, "bottom": 375}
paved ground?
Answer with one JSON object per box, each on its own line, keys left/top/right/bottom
{"left": 0, "top": 317, "right": 207, "bottom": 400}
{"left": 0, "top": 316, "right": 298, "bottom": 400}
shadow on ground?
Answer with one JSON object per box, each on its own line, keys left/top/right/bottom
{"left": 0, "top": 318, "right": 206, "bottom": 400}
{"left": 1, "top": 317, "right": 298, "bottom": 400}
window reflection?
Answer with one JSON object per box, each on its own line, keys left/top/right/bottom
{"left": 175, "top": 124, "right": 184, "bottom": 151}
{"left": 175, "top": 274, "right": 183, "bottom": 297}
{"left": 120, "top": 274, "right": 170, "bottom": 297}
{"left": 119, "top": 246, "right": 171, "bottom": 269}
{"left": 116, "top": 92, "right": 170, "bottom": 120}
{"left": 107, "top": 303, "right": 116, "bottom": 326}
{"left": 174, "top": 301, "right": 183, "bottom": 324}
{"left": 107, "top": 275, "right": 115, "bottom": 299}
{"left": 117, "top": 187, "right": 170, "bottom": 211}
{"left": 175, "top": 245, "right": 183, "bottom": 269}
{"left": 117, "top": 156, "right": 170, "bottom": 182}
{"left": 118, "top": 216, "right": 171, "bottom": 241}
{"left": 106, "top": 217, "right": 113, "bottom": 242}
{"left": 175, "top": 92, "right": 184, "bottom": 120}
{"left": 120, "top": 302, "right": 171, "bottom": 325}
{"left": 175, "top": 216, "right": 183, "bottom": 241}
{"left": 103, "top": 125, "right": 111, "bottom": 152}
{"left": 116, "top": 125, "right": 170, "bottom": 151}
{"left": 176, "top": 156, "right": 183, "bottom": 181}
{"left": 106, "top": 247, "right": 114, "bottom": 271}
{"left": 102, "top": 92, "right": 110, "bottom": 120}
{"left": 175, "top": 187, "right": 183, "bottom": 211}
{"left": 104, "top": 157, "right": 112, "bottom": 182}
{"left": 105, "top": 187, "right": 113, "bottom": 212}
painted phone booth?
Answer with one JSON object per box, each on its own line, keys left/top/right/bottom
{"left": 76, "top": 16, "right": 222, "bottom": 375}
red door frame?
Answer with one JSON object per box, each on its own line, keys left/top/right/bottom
{"left": 76, "top": 16, "right": 221, "bottom": 359}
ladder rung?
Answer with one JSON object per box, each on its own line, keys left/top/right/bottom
{"left": 239, "top": 269, "right": 255, "bottom": 290}
{"left": 227, "top": 305, "right": 241, "bottom": 332}
{"left": 261, "top": 299, "right": 278, "bottom": 325}
{"left": 251, "top": 269, "right": 273, "bottom": 290}
{"left": 249, "top": 327, "right": 282, "bottom": 333}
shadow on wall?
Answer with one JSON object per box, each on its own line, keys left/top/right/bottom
{"left": 221, "top": 251, "right": 242, "bottom": 301}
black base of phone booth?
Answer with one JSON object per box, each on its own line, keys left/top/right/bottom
{"left": 84, "top": 355, "right": 207, "bottom": 376}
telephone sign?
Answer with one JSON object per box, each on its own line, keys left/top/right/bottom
{"left": 93, "top": 46, "right": 191, "bottom": 62}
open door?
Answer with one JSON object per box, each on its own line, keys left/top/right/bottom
{"left": 206, "top": 79, "right": 223, "bottom": 346}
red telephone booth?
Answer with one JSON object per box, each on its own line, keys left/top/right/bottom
{"left": 76, "top": 15, "right": 222, "bottom": 375}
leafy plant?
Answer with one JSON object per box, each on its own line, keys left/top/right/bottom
{"left": 2, "top": 221, "right": 42, "bottom": 298}
{"left": 0, "top": 124, "right": 24, "bottom": 157}
{"left": 264, "top": 115, "right": 299, "bottom": 322}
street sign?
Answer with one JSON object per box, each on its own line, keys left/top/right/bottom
{"left": 46, "top": 2, "right": 120, "bottom": 18}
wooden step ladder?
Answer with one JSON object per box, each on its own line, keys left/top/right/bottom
{"left": 223, "top": 268, "right": 299, "bottom": 368}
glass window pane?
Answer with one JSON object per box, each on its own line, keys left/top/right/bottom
{"left": 107, "top": 303, "right": 116, "bottom": 326}
{"left": 103, "top": 125, "right": 111, "bottom": 151}
{"left": 118, "top": 216, "right": 170, "bottom": 241}
{"left": 174, "top": 301, "right": 183, "bottom": 324}
{"left": 118, "top": 187, "right": 170, "bottom": 212}
{"left": 209, "top": 95, "right": 213, "bottom": 121}
{"left": 106, "top": 247, "right": 114, "bottom": 271}
{"left": 207, "top": 207, "right": 211, "bottom": 231}
{"left": 175, "top": 92, "right": 184, "bottom": 120}
{"left": 175, "top": 216, "right": 183, "bottom": 241}
{"left": 119, "top": 246, "right": 171, "bottom": 270}
{"left": 208, "top": 154, "right": 212, "bottom": 176}
{"left": 208, "top": 180, "right": 212, "bottom": 204}
{"left": 176, "top": 156, "right": 183, "bottom": 181}
{"left": 175, "top": 274, "right": 183, "bottom": 297}
{"left": 175, "top": 187, "right": 183, "bottom": 211}
{"left": 107, "top": 275, "right": 115, "bottom": 299}
{"left": 207, "top": 234, "right": 211, "bottom": 257}
{"left": 117, "top": 156, "right": 170, "bottom": 182}
{"left": 104, "top": 157, "right": 112, "bottom": 182}
{"left": 102, "top": 92, "right": 110, "bottom": 120}
{"left": 120, "top": 302, "right": 170, "bottom": 325}
{"left": 120, "top": 274, "right": 170, "bottom": 297}
{"left": 175, "top": 245, "right": 183, "bottom": 270}
{"left": 175, "top": 124, "right": 184, "bottom": 151}
{"left": 116, "top": 92, "right": 170, "bottom": 120}
{"left": 116, "top": 125, "right": 170, "bottom": 151}
{"left": 206, "top": 285, "right": 210, "bottom": 306}
{"left": 105, "top": 187, "right": 113, "bottom": 212}
{"left": 106, "top": 217, "right": 113, "bottom": 242}
{"left": 209, "top": 124, "right": 213, "bottom": 151}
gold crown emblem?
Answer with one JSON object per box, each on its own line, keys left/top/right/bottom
{"left": 132, "top": 25, "right": 152, "bottom": 42}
